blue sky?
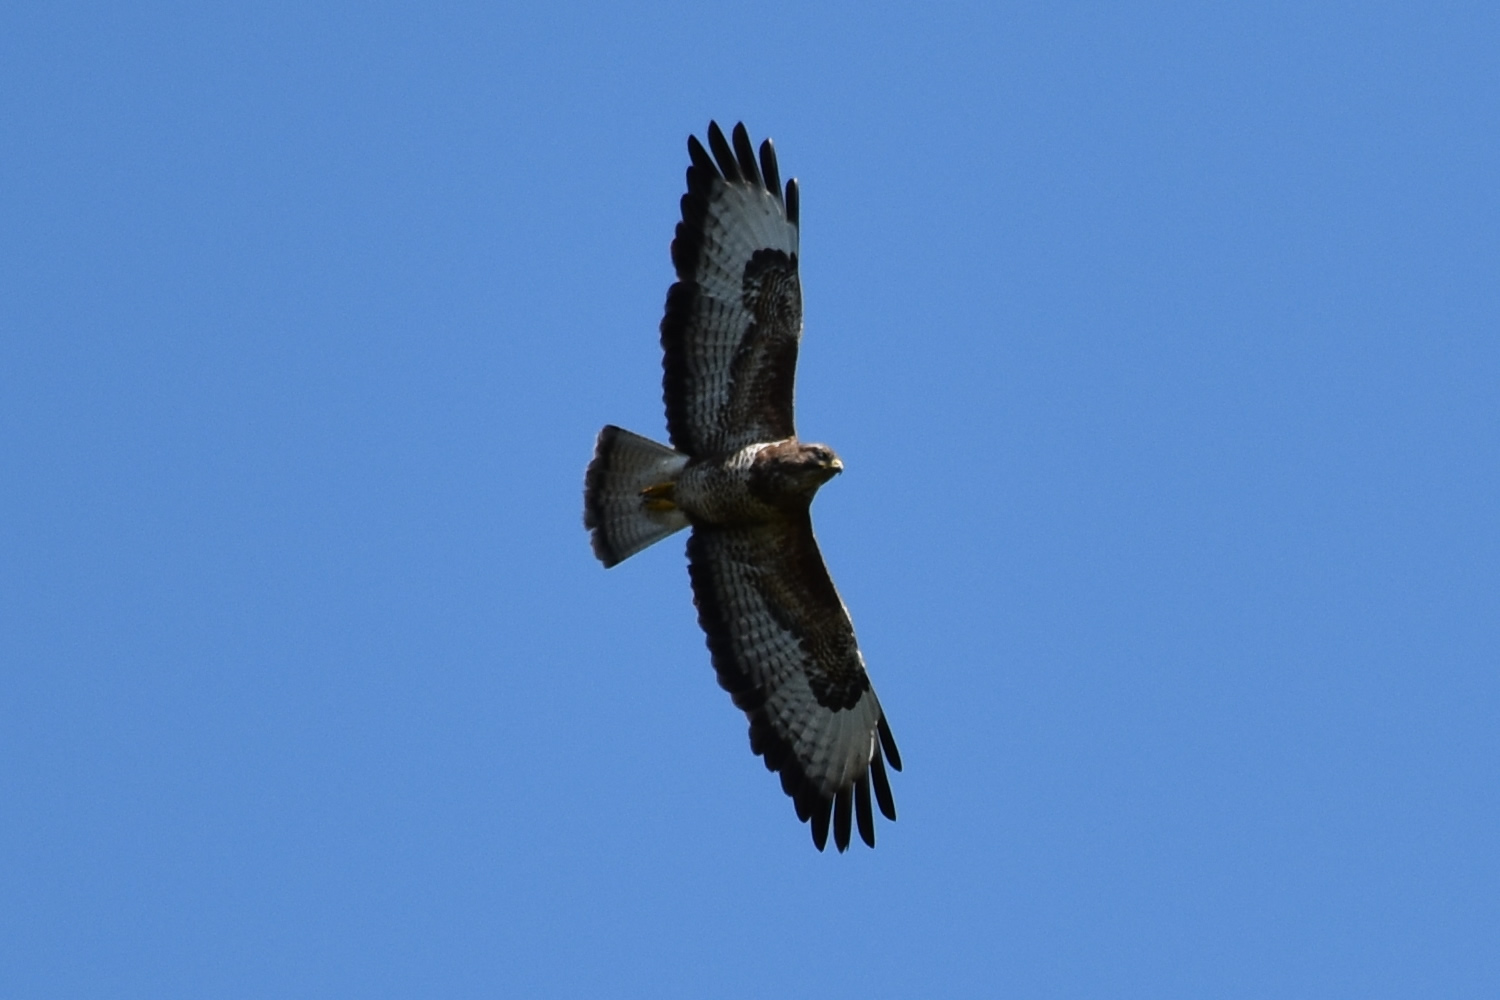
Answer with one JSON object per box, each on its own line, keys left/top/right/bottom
{"left": 3, "top": 2, "right": 1497, "bottom": 996}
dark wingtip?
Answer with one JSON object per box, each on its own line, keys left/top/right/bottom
{"left": 786, "top": 177, "right": 799, "bottom": 227}
{"left": 871, "top": 745, "right": 897, "bottom": 821}
{"left": 759, "top": 138, "right": 782, "bottom": 201}
{"left": 731, "top": 122, "right": 762, "bottom": 188}
{"left": 686, "top": 133, "right": 716, "bottom": 180}
{"left": 855, "top": 771, "right": 875, "bottom": 848}
{"left": 833, "top": 786, "right": 853, "bottom": 852}
{"left": 706, "top": 121, "right": 740, "bottom": 182}
{"left": 878, "top": 714, "right": 902, "bottom": 771}
{"left": 810, "top": 796, "right": 832, "bottom": 851}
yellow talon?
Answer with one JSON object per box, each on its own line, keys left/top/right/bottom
{"left": 640, "top": 481, "right": 677, "bottom": 512}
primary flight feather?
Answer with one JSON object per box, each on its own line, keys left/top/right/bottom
{"left": 584, "top": 122, "right": 901, "bottom": 851}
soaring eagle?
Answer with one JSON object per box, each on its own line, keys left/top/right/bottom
{"left": 584, "top": 122, "right": 901, "bottom": 851}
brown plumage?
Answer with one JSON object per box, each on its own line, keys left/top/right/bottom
{"left": 584, "top": 122, "right": 900, "bottom": 851}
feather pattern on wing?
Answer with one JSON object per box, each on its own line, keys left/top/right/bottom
{"left": 662, "top": 122, "right": 802, "bottom": 458}
{"left": 687, "top": 517, "right": 901, "bottom": 851}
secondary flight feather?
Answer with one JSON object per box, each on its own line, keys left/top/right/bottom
{"left": 584, "top": 122, "right": 901, "bottom": 851}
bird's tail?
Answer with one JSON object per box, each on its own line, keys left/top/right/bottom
{"left": 584, "top": 425, "right": 691, "bottom": 567}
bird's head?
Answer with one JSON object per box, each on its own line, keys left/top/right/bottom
{"left": 795, "top": 442, "right": 844, "bottom": 487}
{"left": 751, "top": 440, "right": 843, "bottom": 505}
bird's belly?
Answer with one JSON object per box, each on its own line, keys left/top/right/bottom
{"left": 677, "top": 453, "right": 777, "bottom": 525}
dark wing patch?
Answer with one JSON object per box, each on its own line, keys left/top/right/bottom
{"left": 686, "top": 517, "right": 900, "bottom": 851}
{"left": 661, "top": 122, "right": 802, "bottom": 457}
{"left": 727, "top": 249, "right": 800, "bottom": 442}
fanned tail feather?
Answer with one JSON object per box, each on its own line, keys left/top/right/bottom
{"left": 584, "top": 426, "right": 691, "bottom": 567}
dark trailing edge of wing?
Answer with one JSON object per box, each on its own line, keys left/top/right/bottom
{"left": 662, "top": 121, "right": 797, "bottom": 455}
{"left": 686, "top": 527, "right": 899, "bottom": 852}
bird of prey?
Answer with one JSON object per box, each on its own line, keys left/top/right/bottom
{"left": 584, "top": 122, "right": 901, "bottom": 851}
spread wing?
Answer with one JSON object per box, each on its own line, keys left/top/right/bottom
{"left": 661, "top": 122, "right": 802, "bottom": 457}
{"left": 687, "top": 518, "right": 902, "bottom": 851}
